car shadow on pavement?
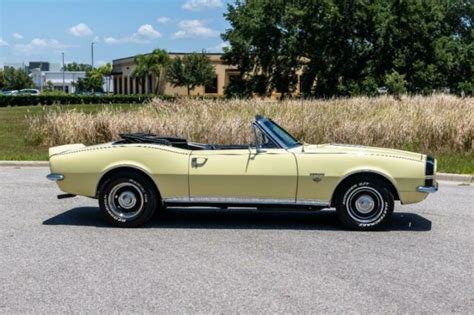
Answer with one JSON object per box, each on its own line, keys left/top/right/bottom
{"left": 43, "top": 207, "right": 432, "bottom": 232}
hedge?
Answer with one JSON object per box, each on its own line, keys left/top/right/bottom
{"left": 0, "top": 94, "right": 176, "bottom": 107}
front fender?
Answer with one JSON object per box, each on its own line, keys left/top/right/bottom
{"left": 329, "top": 167, "right": 401, "bottom": 204}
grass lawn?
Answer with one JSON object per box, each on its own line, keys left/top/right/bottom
{"left": 0, "top": 104, "right": 472, "bottom": 174}
{"left": 0, "top": 104, "right": 143, "bottom": 161}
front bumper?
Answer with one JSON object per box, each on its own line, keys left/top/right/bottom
{"left": 417, "top": 155, "right": 438, "bottom": 194}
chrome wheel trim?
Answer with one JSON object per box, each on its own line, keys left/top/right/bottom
{"left": 107, "top": 182, "right": 144, "bottom": 220}
{"left": 354, "top": 194, "right": 375, "bottom": 214}
{"left": 346, "top": 186, "right": 384, "bottom": 224}
{"left": 118, "top": 191, "right": 137, "bottom": 209}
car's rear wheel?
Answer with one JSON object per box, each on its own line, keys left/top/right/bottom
{"left": 98, "top": 171, "right": 159, "bottom": 227}
{"left": 335, "top": 177, "right": 394, "bottom": 230}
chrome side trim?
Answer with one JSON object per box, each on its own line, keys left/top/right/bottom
{"left": 163, "top": 196, "right": 330, "bottom": 207}
{"left": 417, "top": 185, "right": 438, "bottom": 193}
{"left": 295, "top": 199, "right": 330, "bottom": 207}
{"left": 46, "top": 173, "right": 64, "bottom": 181}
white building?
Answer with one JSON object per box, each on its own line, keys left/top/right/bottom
{"left": 31, "top": 69, "right": 86, "bottom": 93}
{"left": 30, "top": 69, "right": 113, "bottom": 94}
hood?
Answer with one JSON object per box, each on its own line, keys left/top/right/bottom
{"left": 302, "top": 143, "right": 424, "bottom": 162}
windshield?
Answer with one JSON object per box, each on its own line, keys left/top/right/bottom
{"left": 260, "top": 119, "right": 301, "bottom": 148}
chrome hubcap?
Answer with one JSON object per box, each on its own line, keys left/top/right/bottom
{"left": 346, "top": 186, "right": 384, "bottom": 223}
{"left": 118, "top": 191, "right": 137, "bottom": 209}
{"left": 107, "top": 182, "right": 144, "bottom": 220}
{"left": 355, "top": 194, "right": 375, "bottom": 214}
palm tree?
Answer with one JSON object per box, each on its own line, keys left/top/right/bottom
{"left": 132, "top": 49, "right": 170, "bottom": 94}
{"left": 97, "top": 63, "right": 112, "bottom": 93}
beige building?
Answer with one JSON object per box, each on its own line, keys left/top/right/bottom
{"left": 111, "top": 52, "right": 240, "bottom": 96}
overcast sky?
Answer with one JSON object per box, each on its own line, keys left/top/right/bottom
{"left": 0, "top": 0, "right": 231, "bottom": 67}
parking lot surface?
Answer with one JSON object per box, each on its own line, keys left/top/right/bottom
{"left": 1, "top": 166, "right": 473, "bottom": 313}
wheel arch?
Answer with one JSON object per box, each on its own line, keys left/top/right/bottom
{"left": 330, "top": 170, "right": 400, "bottom": 207}
{"left": 95, "top": 165, "right": 161, "bottom": 199}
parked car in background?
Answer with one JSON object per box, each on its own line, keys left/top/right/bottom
{"left": 377, "top": 86, "right": 388, "bottom": 95}
{"left": 1, "top": 90, "right": 19, "bottom": 95}
{"left": 47, "top": 115, "right": 437, "bottom": 230}
{"left": 18, "top": 89, "right": 40, "bottom": 95}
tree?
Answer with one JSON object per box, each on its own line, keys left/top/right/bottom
{"left": 0, "top": 69, "right": 4, "bottom": 90}
{"left": 167, "top": 52, "right": 216, "bottom": 96}
{"left": 97, "top": 63, "right": 112, "bottom": 77}
{"left": 132, "top": 49, "right": 170, "bottom": 94}
{"left": 63, "top": 62, "right": 92, "bottom": 71}
{"left": 45, "top": 80, "right": 55, "bottom": 92}
{"left": 385, "top": 70, "right": 407, "bottom": 100}
{"left": 222, "top": 1, "right": 300, "bottom": 98}
{"left": 1, "top": 67, "right": 35, "bottom": 90}
{"left": 73, "top": 63, "right": 113, "bottom": 93}
{"left": 73, "top": 69, "right": 102, "bottom": 93}
{"left": 222, "top": 0, "right": 473, "bottom": 97}
{"left": 97, "top": 63, "right": 112, "bottom": 93}
{"left": 132, "top": 54, "right": 151, "bottom": 94}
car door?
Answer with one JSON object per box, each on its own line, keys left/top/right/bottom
{"left": 188, "top": 147, "right": 297, "bottom": 202}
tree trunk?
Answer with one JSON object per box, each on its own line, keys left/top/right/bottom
{"left": 157, "top": 67, "right": 167, "bottom": 94}
{"left": 154, "top": 74, "right": 160, "bottom": 94}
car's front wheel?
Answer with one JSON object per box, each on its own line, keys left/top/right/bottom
{"left": 335, "top": 177, "right": 394, "bottom": 230}
{"left": 98, "top": 171, "right": 159, "bottom": 227}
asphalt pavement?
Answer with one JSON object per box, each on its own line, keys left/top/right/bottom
{"left": 0, "top": 166, "right": 473, "bottom": 313}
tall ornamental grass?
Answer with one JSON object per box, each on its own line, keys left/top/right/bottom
{"left": 28, "top": 95, "right": 473, "bottom": 154}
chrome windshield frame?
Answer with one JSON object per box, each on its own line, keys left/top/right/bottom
{"left": 254, "top": 115, "right": 301, "bottom": 150}
{"left": 251, "top": 122, "right": 280, "bottom": 149}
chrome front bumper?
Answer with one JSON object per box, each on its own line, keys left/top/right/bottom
{"left": 47, "top": 173, "right": 64, "bottom": 181}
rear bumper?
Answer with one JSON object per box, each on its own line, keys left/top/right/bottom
{"left": 417, "top": 182, "right": 438, "bottom": 193}
{"left": 46, "top": 173, "right": 64, "bottom": 181}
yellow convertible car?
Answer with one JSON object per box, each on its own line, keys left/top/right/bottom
{"left": 47, "top": 115, "right": 437, "bottom": 230}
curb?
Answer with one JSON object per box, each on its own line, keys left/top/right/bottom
{"left": 0, "top": 161, "right": 49, "bottom": 167}
{"left": 436, "top": 173, "right": 473, "bottom": 183}
{"left": 0, "top": 161, "right": 472, "bottom": 183}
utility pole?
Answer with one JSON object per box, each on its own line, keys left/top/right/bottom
{"left": 62, "top": 52, "right": 65, "bottom": 93}
{"left": 91, "top": 42, "right": 95, "bottom": 68}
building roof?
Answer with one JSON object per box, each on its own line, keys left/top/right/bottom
{"left": 30, "top": 69, "right": 86, "bottom": 75}
{"left": 112, "top": 51, "right": 223, "bottom": 63}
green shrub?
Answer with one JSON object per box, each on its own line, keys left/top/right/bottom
{"left": 385, "top": 71, "right": 407, "bottom": 99}
{"left": 0, "top": 94, "right": 175, "bottom": 107}
{"left": 458, "top": 81, "right": 473, "bottom": 97}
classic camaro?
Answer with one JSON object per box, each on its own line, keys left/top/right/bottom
{"left": 47, "top": 115, "right": 437, "bottom": 230}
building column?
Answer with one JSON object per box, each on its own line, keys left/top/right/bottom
{"left": 113, "top": 77, "right": 117, "bottom": 94}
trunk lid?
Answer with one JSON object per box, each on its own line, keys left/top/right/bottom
{"left": 48, "top": 144, "right": 86, "bottom": 157}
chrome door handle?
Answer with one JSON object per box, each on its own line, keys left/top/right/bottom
{"left": 191, "top": 157, "right": 208, "bottom": 168}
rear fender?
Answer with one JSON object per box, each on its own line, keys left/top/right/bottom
{"left": 49, "top": 144, "right": 85, "bottom": 157}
